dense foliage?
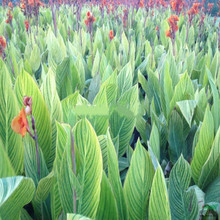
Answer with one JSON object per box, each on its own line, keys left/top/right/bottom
{"left": 0, "top": 0, "right": 220, "bottom": 219}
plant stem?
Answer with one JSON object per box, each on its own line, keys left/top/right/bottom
{"left": 70, "top": 130, "right": 77, "bottom": 213}
{"left": 31, "top": 114, "right": 40, "bottom": 179}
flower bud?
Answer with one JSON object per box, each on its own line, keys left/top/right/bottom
{"left": 23, "top": 96, "right": 32, "bottom": 107}
{"left": 25, "top": 106, "right": 32, "bottom": 115}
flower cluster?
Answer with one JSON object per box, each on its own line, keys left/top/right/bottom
{"left": 122, "top": 8, "right": 128, "bottom": 28}
{"left": 207, "top": 3, "right": 214, "bottom": 13}
{"left": 5, "top": 10, "right": 13, "bottom": 24}
{"left": 85, "top": 11, "right": 96, "bottom": 33}
{"left": 170, "top": 0, "right": 183, "bottom": 14}
{"left": 166, "top": 15, "right": 179, "bottom": 39}
{"left": 139, "top": 0, "right": 144, "bottom": 8}
{"left": 8, "top": 2, "right": 13, "bottom": 9}
{"left": 187, "top": 3, "right": 200, "bottom": 22}
{"left": 0, "top": 36, "right": 6, "bottom": 59}
{"left": 109, "top": 30, "right": 114, "bottom": 40}
{"left": 24, "top": 20, "right": 29, "bottom": 32}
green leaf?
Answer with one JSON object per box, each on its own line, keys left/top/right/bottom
{"left": 169, "top": 72, "right": 194, "bottom": 117}
{"left": 124, "top": 140, "right": 155, "bottom": 220}
{"left": 177, "top": 100, "right": 197, "bottom": 127}
{"left": 191, "top": 106, "right": 214, "bottom": 184}
{"left": 169, "top": 155, "right": 198, "bottom": 220}
{"left": 205, "top": 176, "right": 220, "bottom": 203}
{"left": 73, "top": 119, "right": 103, "bottom": 218}
{"left": 107, "top": 131, "right": 128, "bottom": 220}
{"left": 67, "top": 214, "right": 91, "bottom": 220}
{"left": 0, "top": 176, "right": 35, "bottom": 220}
{"left": 0, "top": 61, "right": 23, "bottom": 174}
{"left": 32, "top": 172, "right": 54, "bottom": 218}
{"left": 0, "top": 138, "right": 15, "bottom": 178}
{"left": 168, "top": 111, "right": 185, "bottom": 163}
{"left": 15, "top": 70, "right": 52, "bottom": 164}
{"left": 149, "top": 123, "right": 160, "bottom": 161}
{"left": 117, "top": 62, "right": 133, "bottom": 96}
{"left": 198, "top": 128, "right": 220, "bottom": 189}
{"left": 149, "top": 165, "right": 171, "bottom": 220}
{"left": 110, "top": 85, "right": 138, "bottom": 157}
{"left": 96, "top": 172, "right": 118, "bottom": 220}
{"left": 41, "top": 69, "right": 63, "bottom": 170}
{"left": 207, "top": 68, "right": 220, "bottom": 133}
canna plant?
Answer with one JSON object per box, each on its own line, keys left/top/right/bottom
{"left": 0, "top": 0, "right": 220, "bottom": 219}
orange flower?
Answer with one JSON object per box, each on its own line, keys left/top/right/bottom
{"left": 139, "top": 0, "right": 144, "bottom": 8}
{"left": 24, "top": 20, "right": 29, "bottom": 31}
{"left": 109, "top": 30, "right": 114, "bottom": 40}
{"left": 165, "top": 29, "right": 171, "bottom": 38}
{"left": 0, "top": 36, "right": 6, "bottom": 57}
{"left": 11, "top": 108, "right": 30, "bottom": 137}
{"left": 8, "top": 2, "right": 13, "bottom": 9}
{"left": 87, "top": 11, "right": 91, "bottom": 18}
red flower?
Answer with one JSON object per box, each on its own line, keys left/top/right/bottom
{"left": 8, "top": 2, "right": 13, "bottom": 9}
{"left": 166, "top": 15, "right": 179, "bottom": 39}
{"left": 11, "top": 108, "right": 30, "bottom": 137}
{"left": 155, "top": 26, "right": 159, "bottom": 31}
{"left": 0, "top": 36, "right": 6, "bottom": 57}
{"left": 109, "top": 30, "right": 114, "bottom": 40}
{"left": 139, "top": 0, "right": 144, "bottom": 8}
{"left": 24, "top": 20, "right": 29, "bottom": 31}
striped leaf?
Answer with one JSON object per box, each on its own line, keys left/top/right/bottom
{"left": 107, "top": 131, "right": 128, "bottom": 220}
{"left": 149, "top": 165, "right": 171, "bottom": 220}
{"left": 124, "top": 140, "right": 155, "bottom": 220}
{"left": 96, "top": 172, "right": 118, "bottom": 220}
{"left": 191, "top": 106, "right": 214, "bottom": 184}
{"left": 73, "top": 119, "right": 103, "bottom": 218}
{"left": 15, "top": 70, "right": 52, "bottom": 164}
{"left": 67, "top": 214, "right": 91, "bottom": 220}
{"left": 198, "top": 127, "right": 220, "bottom": 189}
{"left": 32, "top": 172, "right": 54, "bottom": 219}
{"left": 0, "top": 61, "right": 23, "bottom": 174}
{"left": 0, "top": 138, "right": 15, "bottom": 178}
{"left": 149, "top": 123, "right": 160, "bottom": 161}
{"left": 110, "top": 85, "right": 139, "bottom": 157}
{"left": 169, "top": 155, "right": 198, "bottom": 220}
{"left": 0, "top": 176, "right": 35, "bottom": 220}
{"left": 54, "top": 123, "right": 77, "bottom": 214}
{"left": 41, "top": 68, "right": 63, "bottom": 170}
{"left": 205, "top": 176, "right": 220, "bottom": 203}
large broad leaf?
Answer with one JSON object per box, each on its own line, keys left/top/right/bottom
{"left": 149, "top": 123, "right": 160, "bottom": 161}
{"left": 0, "top": 61, "right": 23, "bottom": 174}
{"left": 205, "top": 176, "right": 220, "bottom": 203}
{"left": 32, "top": 172, "right": 54, "bottom": 219}
{"left": 73, "top": 119, "right": 103, "bottom": 218}
{"left": 107, "top": 131, "right": 128, "bottom": 220}
{"left": 0, "top": 176, "right": 35, "bottom": 219}
{"left": 0, "top": 138, "right": 15, "bottom": 178}
{"left": 207, "top": 68, "right": 220, "bottom": 133}
{"left": 96, "top": 172, "right": 118, "bottom": 220}
{"left": 177, "top": 100, "right": 197, "bottom": 127}
{"left": 110, "top": 85, "right": 139, "bottom": 157}
{"left": 41, "top": 69, "right": 63, "bottom": 170}
{"left": 169, "top": 155, "right": 198, "bottom": 220}
{"left": 198, "top": 128, "right": 220, "bottom": 189}
{"left": 191, "top": 106, "right": 214, "bottom": 184}
{"left": 15, "top": 70, "right": 52, "bottom": 164}
{"left": 54, "top": 123, "right": 78, "bottom": 214}
{"left": 168, "top": 111, "right": 185, "bottom": 163}
{"left": 169, "top": 72, "right": 194, "bottom": 117}
{"left": 124, "top": 140, "right": 155, "bottom": 220}
{"left": 149, "top": 165, "right": 171, "bottom": 220}
{"left": 117, "top": 62, "right": 133, "bottom": 96}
